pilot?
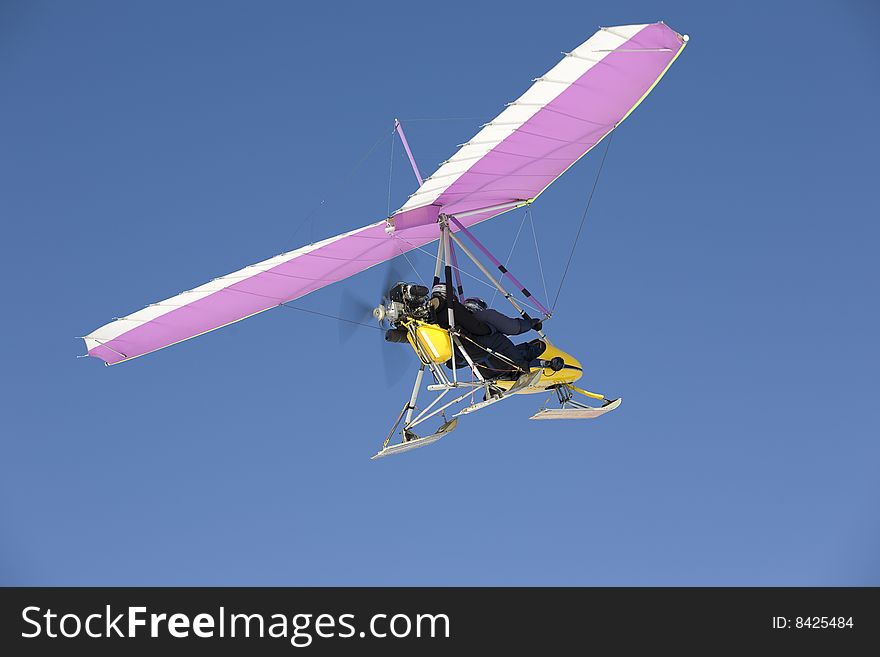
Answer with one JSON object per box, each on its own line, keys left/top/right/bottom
{"left": 428, "top": 284, "right": 492, "bottom": 338}
{"left": 463, "top": 296, "right": 546, "bottom": 373}
{"left": 429, "top": 285, "right": 542, "bottom": 377}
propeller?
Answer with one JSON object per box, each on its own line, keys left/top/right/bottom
{"left": 337, "top": 289, "right": 375, "bottom": 344}
{"left": 337, "top": 261, "right": 411, "bottom": 386}
{"left": 378, "top": 262, "right": 409, "bottom": 386}
{"left": 380, "top": 263, "right": 406, "bottom": 309}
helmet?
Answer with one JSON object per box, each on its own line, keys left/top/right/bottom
{"left": 463, "top": 297, "right": 487, "bottom": 312}
{"left": 431, "top": 283, "right": 456, "bottom": 299}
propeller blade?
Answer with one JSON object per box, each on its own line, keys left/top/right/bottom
{"left": 381, "top": 325, "right": 411, "bottom": 386}
{"left": 381, "top": 260, "right": 413, "bottom": 385}
{"left": 338, "top": 288, "right": 376, "bottom": 344}
{"left": 340, "top": 259, "right": 407, "bottom": 342}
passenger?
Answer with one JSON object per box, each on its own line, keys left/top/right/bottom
{"left": 463, "top": 296, "right": 546, "bottom": 374}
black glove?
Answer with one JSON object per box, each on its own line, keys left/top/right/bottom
{"left": 532, "top": 319, "right": 543, "bottom": 332}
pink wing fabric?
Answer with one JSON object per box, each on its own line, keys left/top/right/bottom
{"left": 84, "top": 22, "right": 686, "bottom": 365}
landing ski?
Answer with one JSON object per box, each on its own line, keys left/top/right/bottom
{"left": 372, "top": 418, "right": 458, "bottom": 459}
{"left": 529, "top": 397, "right": 622, "bottom": 420}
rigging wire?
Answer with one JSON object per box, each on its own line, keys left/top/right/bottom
{"left": 395, "top": 241, "right": 425, "bottom": 286}
{"left": 527, "top": 206, "right": 550, "bottom": 312}
{"left": 551, "top": 130, "right": 615, "bottom": 311}
{"left": 286, "top": 125, "right": 395, "bottom": 248}
{"left": 393, "top": 234, "right": 544, "bottom": 316}
{"left": 280, "top": 303, "right": 381, "bottom": 331}
{"left": 280, "top": 121, "right": 425, "bottom": 331}
{"left": 488, "top": 209, "right": 528, "bottom": 307}
{"left": 183, "top": 282, "right": 378, "bottom": 331}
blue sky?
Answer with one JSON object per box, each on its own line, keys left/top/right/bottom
{"left": 2, "top": 0, "right": 878, "bottom": 585}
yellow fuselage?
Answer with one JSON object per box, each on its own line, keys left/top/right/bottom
{"left": 493, "top": 341, "right": 582, "bottom": 393}
{"left": 405, "top": 320, "right": 582, "bottom": 393}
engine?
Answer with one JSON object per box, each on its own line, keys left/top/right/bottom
{"left": 373, "top": 282, "right": 430, "bottom": 342}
